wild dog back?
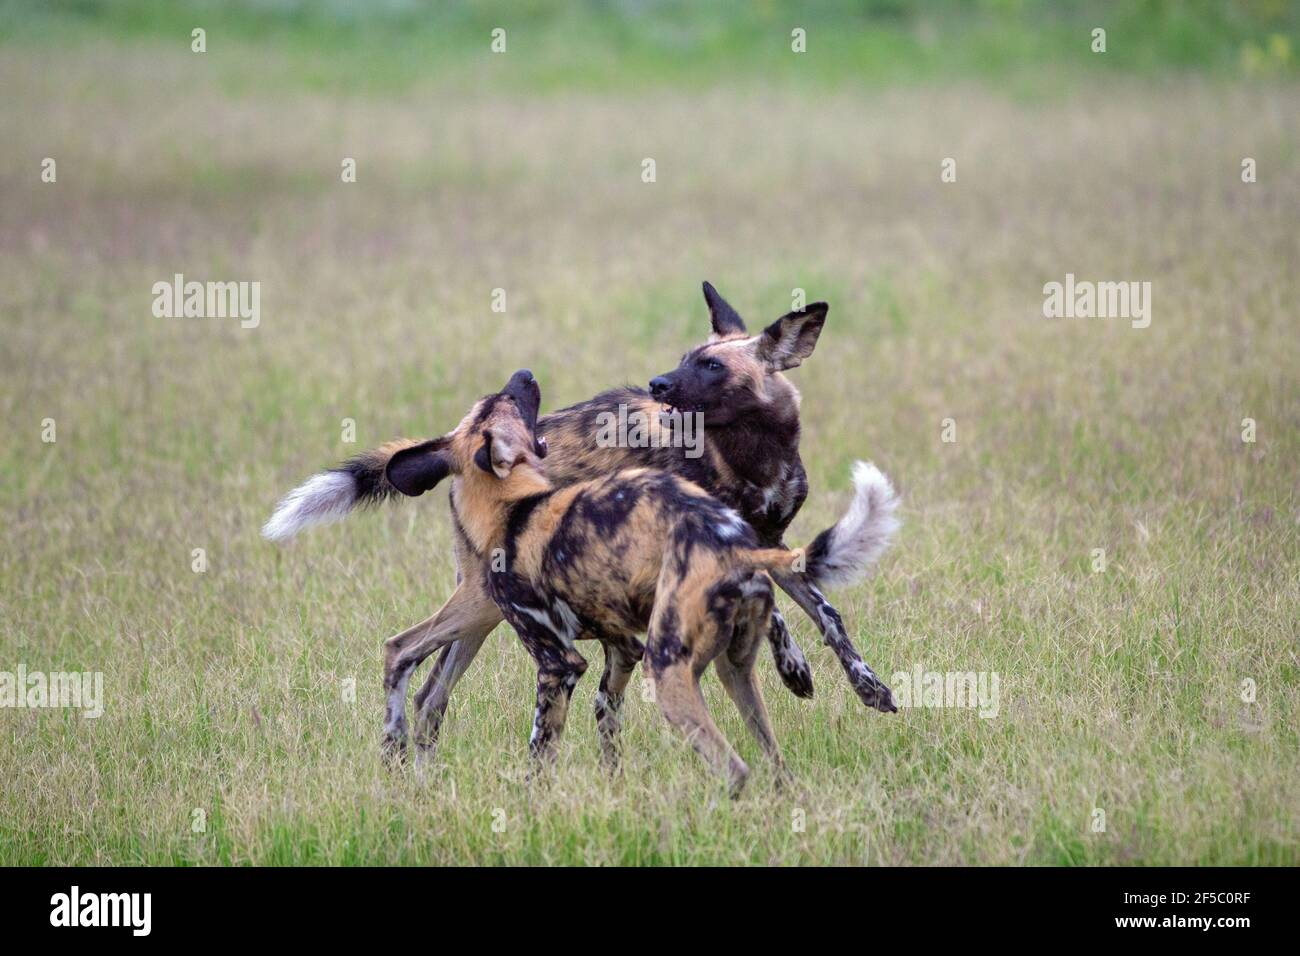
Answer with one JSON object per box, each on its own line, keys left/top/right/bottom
{"left": 492, "top": 467, "right": 759, "bottom": 642}
{"left": 536, "top": 388, "right": 809, "bottom": 547}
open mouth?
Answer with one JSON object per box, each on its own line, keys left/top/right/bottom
{"left": 661, "top": 402, "right": 702, "bottom": 415}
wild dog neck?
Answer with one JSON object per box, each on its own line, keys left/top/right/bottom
{"left": 452, "top": 464, "right": 552, "bottom": 556}
{"left": 703, "top": 392, "right": 802, "bottom": 486}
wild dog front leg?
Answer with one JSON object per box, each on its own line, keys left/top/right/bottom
{"left": 381, "top": 581, "right": 502, "bottom": 760}
{"left": 502, "top": 606, "right": 590, "bottom": 764}
{"left": 769, "top": 566, "right": 897, "bottom": 714}
{"left": 766, "top": 607, "right": 814, "bottom": 699}
{"left": 411, "top": 628, "right": 495, "bottom": 761}
{"left": 529, "top": 653, "right": 588, "bottom": 762}
{"left": 382, "top": 614, "right": 443, "bottom": 760}
{"left": 408, "top": 508, "right": 503, "bottom": 763}
{"left": 594, "top": 636, "right": 645, "bottom": 769}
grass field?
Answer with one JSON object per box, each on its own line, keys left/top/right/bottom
{"left": 1, "top": 3, "right": 1298, "bottom": 864}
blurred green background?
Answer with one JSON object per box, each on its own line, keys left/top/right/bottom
{"left": 6, "top": 0, "right": 1297, "bottom": 92}
{"left": 2, "top": 0, "right": 1296, "bottom": 864}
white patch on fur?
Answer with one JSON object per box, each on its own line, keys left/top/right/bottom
{"left": 517, "top": 602, "right": 579, "bottom": 648}
{"left": 553, "top": 600, "right": 581, "bottom": 646}
{"left": 816, "top": 604, "right": 840, "bottom": 644}
{"left": 717, "top": 507, "right": 748, "bottom": 541}
{"left": 813, "top": 461, "right": 901, "bottom": 589}
{"left": 529, "top": 706, "right": 542, "bottom": 744}
{"left": 383, "top": 668, "right": 412, "bottom": 739}
{"left": 850, "top": 659, "right": 877, "bottom": 682}
{"left": 769, "top": 610, "right": 809, "bottom": 670}
{"left": 516, "top": 605, "right": 551, "bottom": 632}
{"left": 261, "top": 471, "right": 355, "bottom": 542}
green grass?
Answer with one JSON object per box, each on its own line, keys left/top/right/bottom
{"left": 0, "top": 18, "right": 1297, "bottom": 864}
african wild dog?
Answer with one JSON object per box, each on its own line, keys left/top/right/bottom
{"left": 262, "top": 282, "right": 898, "bottom": 760}
{"left": 381, "top": 369, "right": 899, "bottom": 791}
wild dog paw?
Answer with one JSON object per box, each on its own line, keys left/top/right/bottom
{"left": 380, "top": 732, "right": 409, "bottom": 767}
{"left": 769, "top": 627, "right": 815, "bottom": 698}
{"left": 872, "top": 682, "right": 899, "bottom": 714}
{"left": 849, "top": 662, "right": 898, "bottom": 714}
{"left": 777, "top": 655, "right": 816, "bottom": 699}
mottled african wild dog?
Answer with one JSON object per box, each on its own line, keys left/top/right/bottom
{"left": 262, "top": 282, "right": 898, "bottom": 760}
{"left": 378, "top": 369, "right": 898, "bottom": 791}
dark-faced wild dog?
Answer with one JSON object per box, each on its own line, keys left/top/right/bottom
{"left": 262, "top": 283, "right": 898, "bottom": 760}
{"left": 377, "top": 369, "right": 898, "bottom": 791}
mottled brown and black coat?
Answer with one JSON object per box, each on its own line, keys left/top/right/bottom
{"left": 373, "top": 370, "right": 898, "bottom": 790}
{"left": 263, "top": 283, "right": 898, "bottom": 760}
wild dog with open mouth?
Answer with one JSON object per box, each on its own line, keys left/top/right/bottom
{"left": 379, "top": 369, "right": 899, "bottom": 792}
{"left": 644, "top": 289, "right": 901, "bottom": 720}
{"left": 262, "top": 282, "right": 898, "bottom": 760}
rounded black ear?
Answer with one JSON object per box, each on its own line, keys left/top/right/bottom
{"left": 473, "top": 434, "right": 494, "bottom": 474}
{"left": 703, "top": 281, "right": 746, "bottom": 337}
{"left": 386, "top": 438, "right": 452, "bottom": 497}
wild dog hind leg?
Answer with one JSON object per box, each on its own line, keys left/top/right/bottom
{"left": 651, "top": 657, "right": 749, "bottom": 796}
{"left": 714, "top": 579, "right": 786, "bottom": 776}
{"left": 713, "top": 655, "right": 785, "bottom": 780}
{"left": 646, "top": 586, "right": 749, "bottom": 795}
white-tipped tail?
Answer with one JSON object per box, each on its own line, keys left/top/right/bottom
{"left": 805, "top": 461, "right": 900, "bottom": 590}
{"left": 261, "top": 471, "right": 357, "bottom": 542}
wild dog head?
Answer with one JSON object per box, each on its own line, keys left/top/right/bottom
{"left": 647, "top": 282, "right": 827, "bottom": 427}
{"left": 385, "top": 369, "right": 549, "bottom": 498}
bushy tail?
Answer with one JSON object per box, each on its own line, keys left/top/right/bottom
{"left": 261, "top": 439, "right": 422, "bottom": 542}
{"left": 744, "top": 462, "right": 900, "bottom": 589}
{"left": 801, "top": 462, "right": 900, "bottom": 588}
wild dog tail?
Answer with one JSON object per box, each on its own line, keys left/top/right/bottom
{"left": 743, "top": 462, "right": 900, "bottom": 589}
{"left": 261, "top": 439, "right": 423, "bottom": 542}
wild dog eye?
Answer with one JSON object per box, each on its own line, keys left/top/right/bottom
{"left": 704, "top": 359, "right": 723, "bottom": 371}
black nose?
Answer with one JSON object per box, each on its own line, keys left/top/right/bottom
{"left": 649, "top": 376, "right": 672, "bottom": 399}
